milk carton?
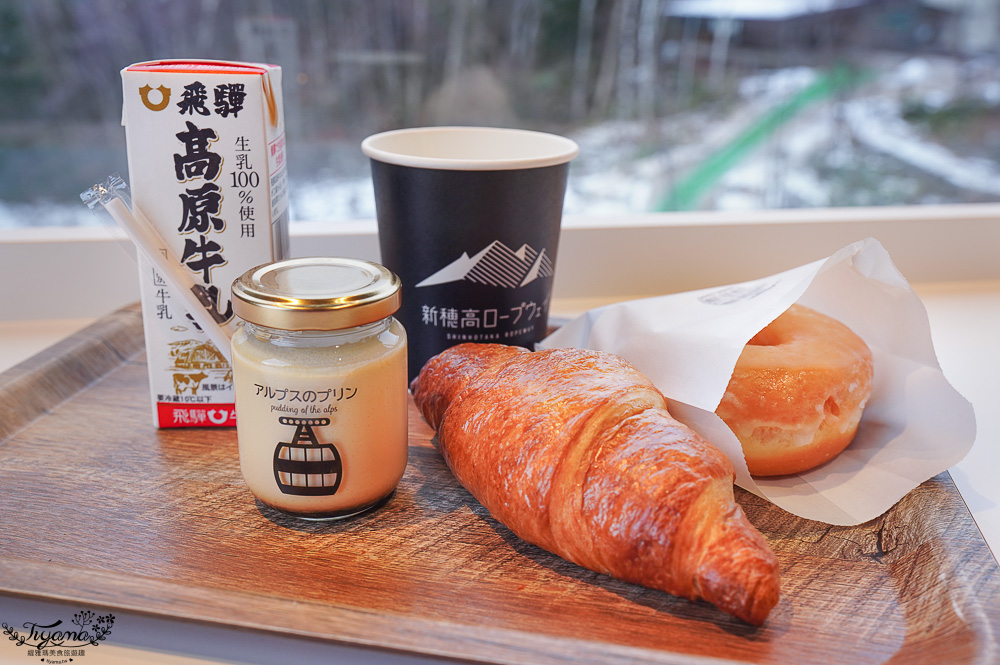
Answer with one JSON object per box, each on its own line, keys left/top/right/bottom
{"left": 121, "top": 60, "right": 289, "bottom": 428}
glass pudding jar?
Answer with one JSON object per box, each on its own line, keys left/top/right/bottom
{"left": 230, "top": 257, "right": 408, "bottom": 519}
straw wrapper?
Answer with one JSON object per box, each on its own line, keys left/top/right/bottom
{"left": 538, "top": 238, "right": 976, "bottom": 525}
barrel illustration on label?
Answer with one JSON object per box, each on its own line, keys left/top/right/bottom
{"left": 273, "top": 417, "right": 343, "bottom": 496}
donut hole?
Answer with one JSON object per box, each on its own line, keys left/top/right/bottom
{"left": 824, "top": 396, "right": 841, "bottom": 417}
{"left": 748, "top": 328, "right": 783, "bottom": 346}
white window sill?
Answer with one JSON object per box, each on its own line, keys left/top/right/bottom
{"left": 2, "top": 203, "right": 998, "bottom": 323}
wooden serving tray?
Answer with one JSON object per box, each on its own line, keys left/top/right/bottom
{"left": 1, "top": 305, "right": 998, "bottom": 664}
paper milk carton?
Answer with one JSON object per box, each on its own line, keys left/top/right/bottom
{"left": 121, "top": 60, "right": 289, "bottom": 428}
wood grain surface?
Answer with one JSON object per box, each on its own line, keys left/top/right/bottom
{"left": 1, "top": 305, "right": 998, "bottom": 665}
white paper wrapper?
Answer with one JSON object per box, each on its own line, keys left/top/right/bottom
{"left": 538, "top": 238, "right": 977, "bottom": 525}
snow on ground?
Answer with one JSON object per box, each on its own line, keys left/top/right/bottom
{"left": 844, "top": 96, "right": 1000, "bottom": 197}
{"left": 566, "top": 55, "right": 1000, "bottom": 213}
{"left": 290, "top": 177, "right": 377, "bottom": 222}
{"left": 4, "top": 56, "right": 1000, "bottom": 229}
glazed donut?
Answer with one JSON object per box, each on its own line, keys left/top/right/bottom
{"left": 715, "top": 304, "right": 873, "bottom": 477}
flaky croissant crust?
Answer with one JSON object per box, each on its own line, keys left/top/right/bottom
{"left": 411, "top": 343, "right": 780, "bottom": 625}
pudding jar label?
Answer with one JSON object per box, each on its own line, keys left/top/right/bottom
{"left": 233, "top": 343, "right": 408, "bottom": 518}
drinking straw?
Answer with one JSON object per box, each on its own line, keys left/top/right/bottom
{"left": 81, "top": 174, "right": 233, "bottom": 364}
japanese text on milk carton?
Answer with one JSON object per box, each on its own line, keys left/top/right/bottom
{"left": 122, "top": 60, "right": 289, "bottom": 428}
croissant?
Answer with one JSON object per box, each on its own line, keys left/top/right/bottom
{"left": 411, "top": 343, "right": 780, "bottom": 625}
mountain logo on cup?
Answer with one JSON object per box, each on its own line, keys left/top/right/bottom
{"left": 416, "top": 241, "right": 553, "bottom": 289}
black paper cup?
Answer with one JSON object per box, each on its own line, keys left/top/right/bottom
{"left": 362, "top": 126, "right": 579, "bottom": 380}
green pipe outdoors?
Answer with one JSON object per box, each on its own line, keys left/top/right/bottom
{"left": 654, "top": 64, "right": 867, "bottom": 212}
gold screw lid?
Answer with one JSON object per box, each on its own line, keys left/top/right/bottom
{"left": 232, "top": 257, "right": 401, "bottom": 331}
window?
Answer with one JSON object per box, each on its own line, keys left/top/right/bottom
{"left": 2, "top": 0, "right": 1000, "bottom": 230}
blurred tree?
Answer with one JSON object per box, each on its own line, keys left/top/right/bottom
{"left": 0, "top": 0, "right": 45, "bottom": 121}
